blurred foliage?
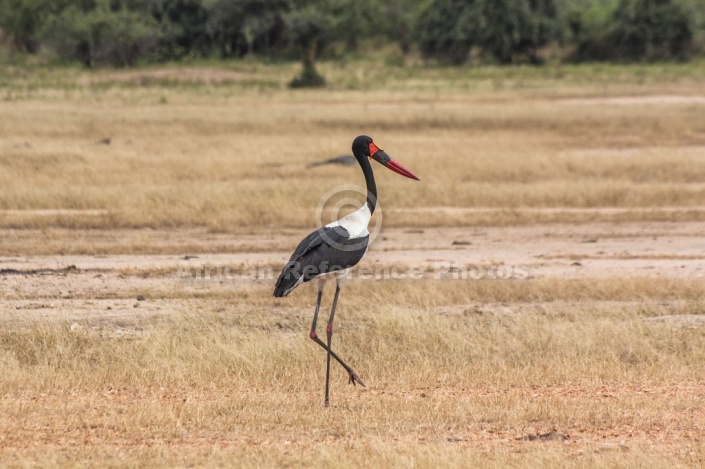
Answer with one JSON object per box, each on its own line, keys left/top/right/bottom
{"left": 417, "top": 0, "right": 562, "bottom": 64}
{"left": 283, "top": 1, "right": 332, "bottom": 86}
{"left": 152, "top": 0, "right": 211, "bottom": 59}
{"left": 569, "top": 0, "right": 694, "bottom": 61}
{"left": 42, "top": 0, "right": 161, "bottom": 67}
{"left": 416, "top": 0, "right": 473, "bottom": 65}
{"left": 0, "top": 0, "right": 48, "bottom": 53}
{"left": 0, "top": 0, "right": 704, "bottom": 73}
{"left": 204, "top": 0, "right": 286, "bottom": 58}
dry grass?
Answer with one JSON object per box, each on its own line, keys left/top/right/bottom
{"left": 1, "top": 280, "right": 704, "bottom": 458}
{"left": 1, "top": 63, "right": 705, "bottom": 235}
{"left": 2, "top": 272, "right": 705, "bottom": 467}
{"left": 2, "top": 63, "right": 705, "bottom": 466}
{"left": 1, "top": 276, "right": 705, "bottom": 467}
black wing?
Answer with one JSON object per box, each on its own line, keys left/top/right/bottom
{"left": 273, "top": 225, "right": 369, "bottom": 297}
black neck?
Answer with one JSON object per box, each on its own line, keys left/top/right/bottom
{"left": 358, "top": 155, "right": 377, "bottom": 214}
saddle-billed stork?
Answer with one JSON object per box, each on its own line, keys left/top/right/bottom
{"left": 274, "top": 135, "right": 420, "bottom": 406}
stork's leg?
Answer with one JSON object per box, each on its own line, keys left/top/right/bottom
{"left": 310, "top": 287, "right": 365, "bottom": 389}
{"left": 310, "top": 289, "right": 324, "bottom": 339}
{"left": 324, "top": 284, "right": 341, "bottom": 407}
{"left": 310, "top": 338, "right": 365, "bottom": 387}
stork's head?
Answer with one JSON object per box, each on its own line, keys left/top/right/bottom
{"left": 352, "top": 135, "right": 420, "bottom": 181}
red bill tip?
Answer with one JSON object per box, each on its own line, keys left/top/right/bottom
{"left": 387, "top": 159, "right": 420, "bottom": 181}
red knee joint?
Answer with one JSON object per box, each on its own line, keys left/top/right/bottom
{"left": 309, "top": 329, "right": 318, "bottom": 340}
{"left": 326, "top": 323, "right": 333, "bottom": 337}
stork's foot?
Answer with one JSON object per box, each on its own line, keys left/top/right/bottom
{"left": 349, "top": 370, "right": 366, "bottom": 387}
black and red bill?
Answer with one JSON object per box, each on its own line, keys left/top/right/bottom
{"left": 386, "top": 158, "right": 420, "bottom": 181}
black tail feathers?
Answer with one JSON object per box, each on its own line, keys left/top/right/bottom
{"left": 273, "top": 262, "right": 301, "bottom": 297}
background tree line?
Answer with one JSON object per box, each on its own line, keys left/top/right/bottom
{"left": 0, "top": 0, "right": 703, "bottom": 83}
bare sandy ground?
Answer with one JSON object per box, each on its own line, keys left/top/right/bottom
{"left": 1, "top": 221, "right": 704, "bottom": 323}
{"left": 559, "top": 95, "right": 705, "bottom": 105}
{"left": 2, "top": 221, "right": 704, "bottom": 275}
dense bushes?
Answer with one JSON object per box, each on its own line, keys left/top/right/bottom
{"left": 416, "top": 0, "right": 696, "bottom": 64}
{"left": 0, "top": 0, "right": 702, "bottom": 69}
{"left": 0, "top": 0, "right": 47, "bottom": 53}
{"left": 474, "top": 0, "right": 561, "bottom": 64}
{"left": 41, "top": 0, "right": 160, "bottom": 67}
{"left": 569, "top": 0, "right": 694, "bottom": 61}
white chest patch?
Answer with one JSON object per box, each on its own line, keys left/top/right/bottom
{"left": 325, "top": 204, "right": 371, "bottom": 239}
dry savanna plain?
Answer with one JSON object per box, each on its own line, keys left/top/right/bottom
{"left": 1, "top": 61, "right": 705, "bottom": 467}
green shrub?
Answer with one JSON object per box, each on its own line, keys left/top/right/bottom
{"left": 0, "top": 0, "right": 49, "bottom": 53}
{"left": 204, "top": 0, "right": 287, "bottom": 58}
{"left": 417, "top": 0, "right": 561, "bottom": 65}
{"left": 417, "top": 0, "right": 473, "bottom": 65}
{"left": 571, "top": 0, "right": 694, "bottom": 61}
{"left": 152, "top": 0, "right": 211, "bottom": 59}
{"left": 289, "top": 61, "right": 326, "bottom": 87}
{"left": 43, "top": 0, "right": 161, "bottom": 67}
